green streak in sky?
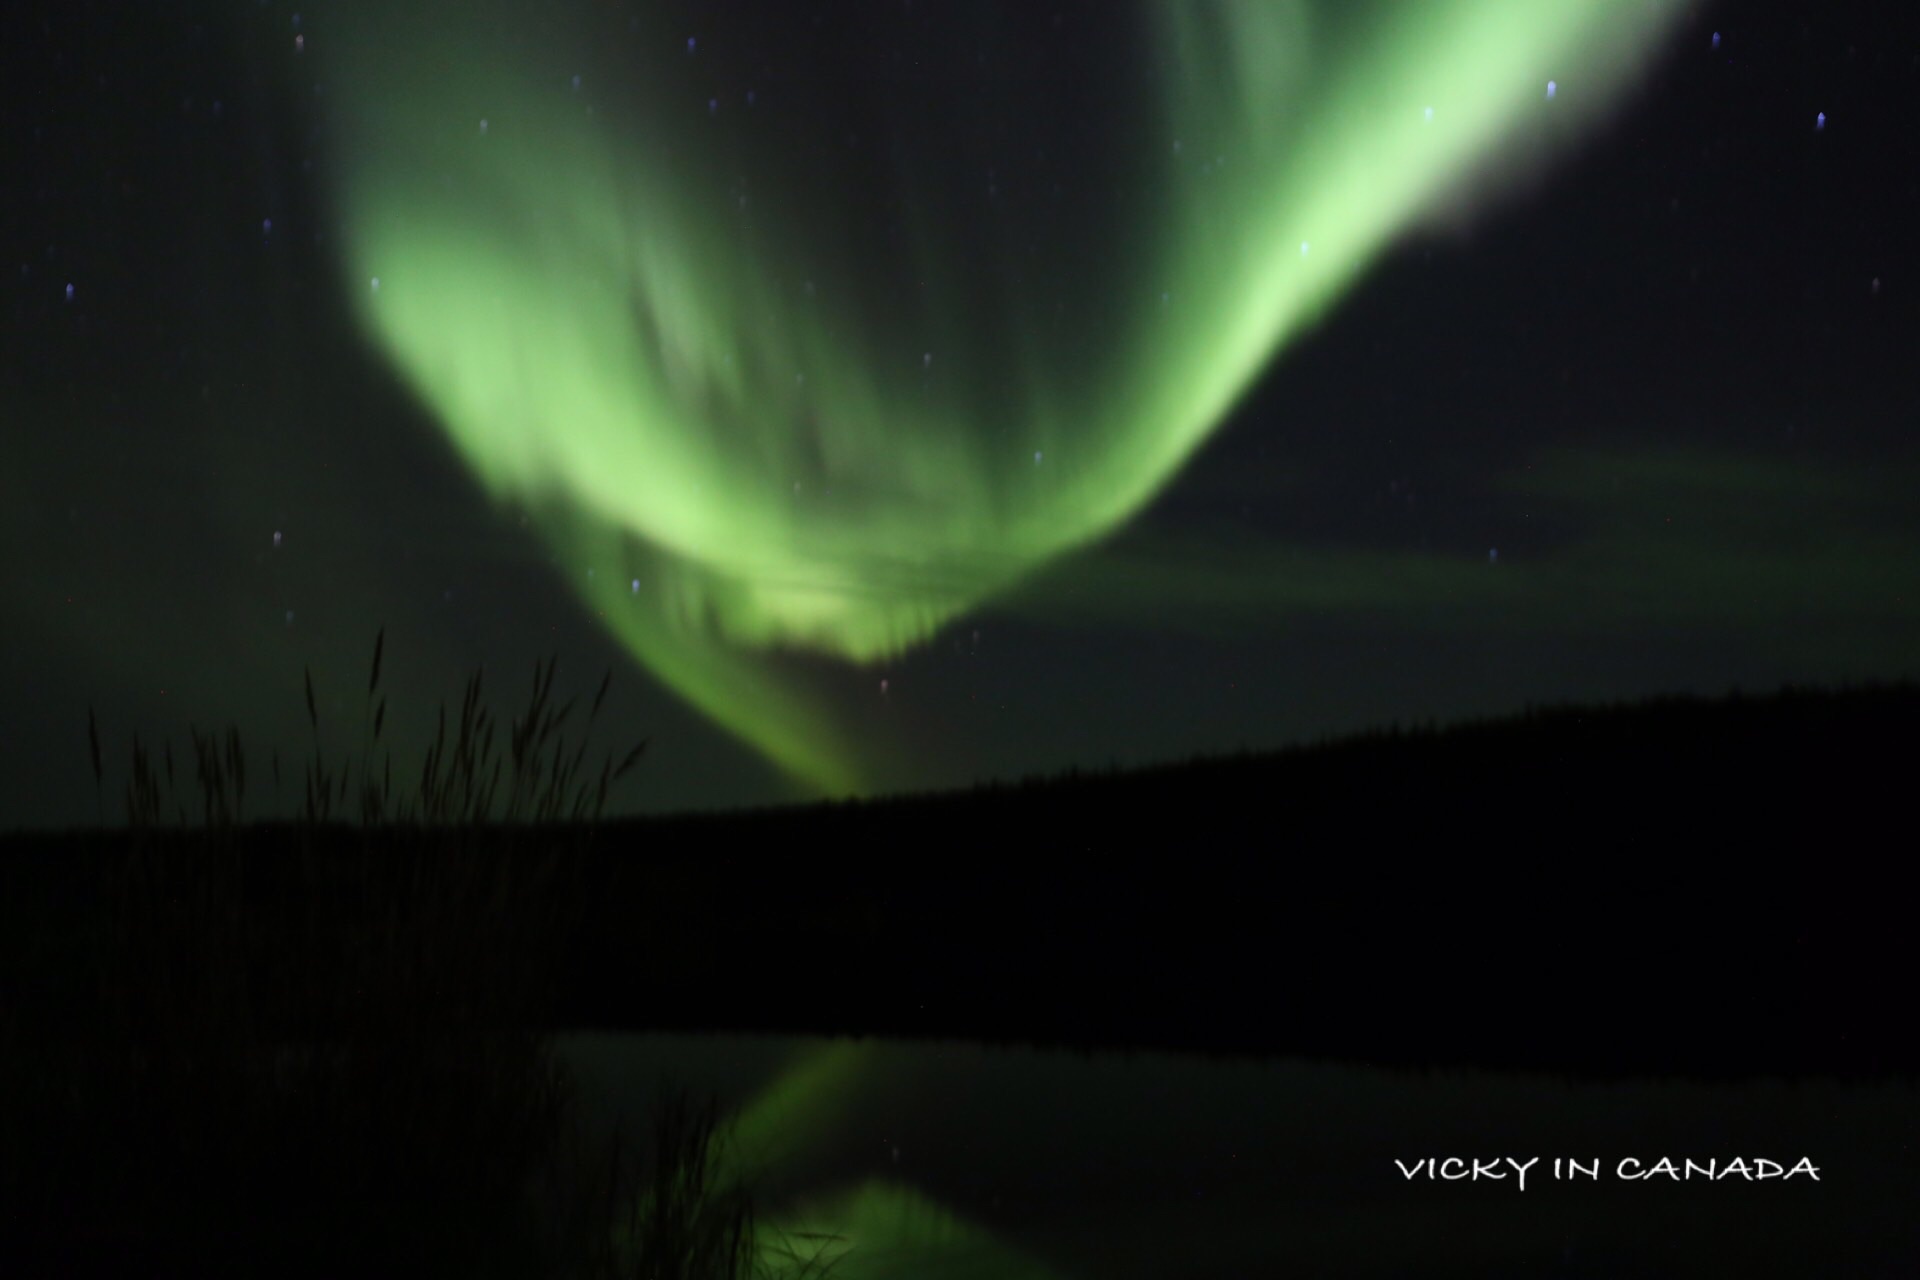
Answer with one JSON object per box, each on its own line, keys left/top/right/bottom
{"left": 327, "top": 2, "right": 1687, "bottom": 794}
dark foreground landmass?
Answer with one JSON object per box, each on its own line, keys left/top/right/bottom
{"left": 2, "top": 682, "right": 1913, "bottom": 1081}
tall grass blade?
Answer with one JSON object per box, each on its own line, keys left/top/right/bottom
{"left": 611, "top": 740, "right": 649, "bottom": 783}
{"left": 86, "top": 705, "right": 102, "bottom": 786}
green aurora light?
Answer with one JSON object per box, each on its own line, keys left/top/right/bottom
{"left": 326, "top": 1, "right": 1689, "bottom": 795}
{"left": 622, "top": 1039, "right": 1069, "bottom": 1279}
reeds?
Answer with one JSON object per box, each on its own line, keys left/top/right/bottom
{"left": 542, "top": 1093, "right": 843, "bottom": 1280}
{"left": 15, "top": 632, "right": 803, "bottom": 1279}
{"left": 97, "top": 627, "right": 649, "bottom": 833}
{"left": 622, "top": 1092, "right": 756, "bottom": 1279}
{"left": 411, "top": 652, "right": 648, "bottom": 829}
{"left": 37, "top": 634, "right": 847, "bottom": 1279}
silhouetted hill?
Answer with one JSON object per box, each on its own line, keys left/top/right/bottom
{"left": 3, "top": 683, "right": 1913, "bottom": 1079}
{"left": 556, "top": 681, "right": 1914, "bottom": 1077}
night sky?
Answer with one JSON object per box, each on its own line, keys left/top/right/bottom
{"left": 5, "top": 0, "right": 1917, "bottom": 831}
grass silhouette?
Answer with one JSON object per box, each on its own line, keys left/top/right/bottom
{"left": 5, "top": 630, "right": 821, "bottom": 1280}
{"left": 100, "top": 626, "right": 648, "bottom": 832}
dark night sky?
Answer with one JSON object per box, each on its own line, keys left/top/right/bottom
{"left": 3, "top": 0, "right": 1917, "bottom": 831}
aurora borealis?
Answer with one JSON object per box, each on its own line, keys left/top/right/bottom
{"left": 327, "top": 0, "right": 1690, "bottom": 793}
{"left": 5, "top": 0, "right": 1919, "bottom": 823}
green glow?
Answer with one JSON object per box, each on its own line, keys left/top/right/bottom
{"left": 1008, "top": 444, "right": 1920, "bottom": 650}
{"left": 327, "top": 2, "right": 1687, "bottom": 794}
{"left": 650, "top": 1043, "right": 1064, "bottom": 1280}
{"left": 725, "top": 1040, "right": 873, "bottom": 1177}
{"left": 763, "top": 1180, "right": 1063, "bottom": 1280}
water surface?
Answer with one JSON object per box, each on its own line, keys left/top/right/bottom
{"left": 552, "top": 1033, "right": 1915, "bottom": 1278}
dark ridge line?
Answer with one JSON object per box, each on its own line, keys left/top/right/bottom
{"left": 13, "top": 680, "right": 1911, "bottom": 840}
{"left": 596, "top": 678, "right": 1918, "bottom": 829}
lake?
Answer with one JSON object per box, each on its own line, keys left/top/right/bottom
{"left": 548, "top": 1032, "right": 1916, "bottom": 1278}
